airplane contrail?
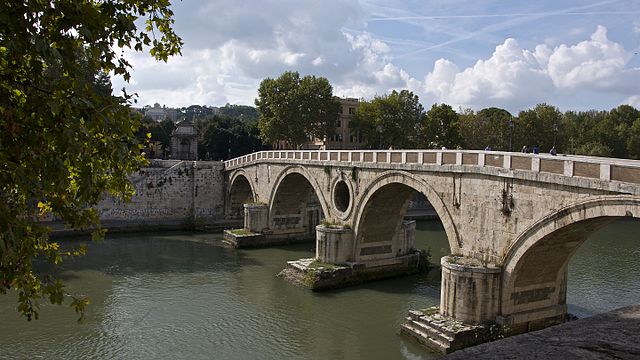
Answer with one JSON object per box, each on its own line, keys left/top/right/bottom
{"left": 369, "top": 11, "right": 638, "bottom": 22}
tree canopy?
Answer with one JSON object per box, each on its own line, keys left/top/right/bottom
{"left": 351, "top": 90, "right": 424, "bottom": 149}
{"left": 421, "top": 103, "right": 460, "bottom": 149}
{"left": 0, "top": 0, "right": 182, "bottom": 320}
{"left": 218, "top": 104, "right": 259, "bottom": 122}
{"left": 255, "top": 71, "right": 340, "bottom": 148}
{"left": 197, "top": 115, "right": 263, "bottom": 160}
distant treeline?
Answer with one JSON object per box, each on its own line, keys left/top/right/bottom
{"left": 138, "top": 101, "right": 640, "bottom": 161}
{"left": 456, "top": 104, "right": 640, "bottom": 158}
{"left": 353, "top": 99, "right": 640, "bottom": 159}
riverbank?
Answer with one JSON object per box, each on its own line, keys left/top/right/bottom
{"left": 443, "top": 304, "right": 640, "bottom": 359}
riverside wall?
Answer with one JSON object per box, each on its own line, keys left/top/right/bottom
{"left": 51, "top": 160, "right": 230, "bottom": 234}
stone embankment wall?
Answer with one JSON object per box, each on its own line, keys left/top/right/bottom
{"left": 65, "top": 160, "right": 228, "bottom": 233}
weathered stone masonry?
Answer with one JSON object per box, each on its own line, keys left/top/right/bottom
{"left": 225, "top": 149, "right": 640, "bottom": 352}
{"left": 96, "top": 159, "right": 227, "bottom": 231}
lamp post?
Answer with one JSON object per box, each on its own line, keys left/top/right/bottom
{"left": 508, "top": 118, "right": 514, "bottom": 152}
{"left": 553, "top": 122, "right": 558, "bottom": 148}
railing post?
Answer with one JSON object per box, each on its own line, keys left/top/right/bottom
{"left": 402, "top": 151, "right": 407, "bottom": 164}
{"left": 564, "top": 160, "right": 574, "bottom": 177}
{"left": 600, "top": 164, "right": 611, "bottom": 181}
{"left": 503, "top": 155, "right": 511, "bottom": 169}
{"left": 478, "top": 153, "right": 485, "bottom": 166}
{"left": 532, "top": 157, "right": 540, "bottom": 172}
{"left": 456, "top": 152, "right": 462, "bottom": 166}
{"left": 418, "top": 152, "right": 424, "bottom": 164}
{"left": 436, "top": 151, "right": 443, "bottom": 165}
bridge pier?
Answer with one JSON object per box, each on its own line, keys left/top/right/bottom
{"left": 278, "top": 220, "right": 426, "bottom": 291}
{"left": 223, "top": 203, "right": 268, "bottom": 247}
{"left": 402, "top": 255, "right": 570, "bottom": 354}
{"left": 316, "top": 226, "right": 354, "bottom": 264}
{"left": 244, "top": 203, "right": 268, "bottom": 232}
{"left": 225, "top": 202, "right": 321, "bottom": 247}
{"left": 440, "top": 256, "right": 502, "bottom": 323}
{"left": 401, "top": 256, "right": 503, "bottom": 354}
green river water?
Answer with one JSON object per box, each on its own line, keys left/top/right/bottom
{"left": 0, "top": 220, "right": 638, "bottom": 359}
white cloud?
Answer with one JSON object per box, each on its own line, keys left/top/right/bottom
{"left": 547, "top": 26, "right": 630, "bottom": 89}
{"left": 624, "top": 95, "right": 640, "bottom": 108}
{"left": 115, "top": 0, "right": 639, "bottom": 113}
{"left": 424, "top": 59, "right": 458, "bottom": 99}
{"left": 424, "top": 38, "right": 552, "bottom": 110}
{"left": 312, "top": 56, "right": 325, "bottom": 66}
{"left": 116, "top": 0, "right": 370, "bottom": 106}
{"left": 423, "top": 26, "right": 639, "bottom": 112}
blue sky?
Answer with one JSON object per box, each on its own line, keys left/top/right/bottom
{"left": 113, "top": 0, "right": 640, "bottom": 113}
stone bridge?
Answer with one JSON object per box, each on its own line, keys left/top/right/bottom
{"left": 224, "top": 149, "right": 640, "bottom": 344}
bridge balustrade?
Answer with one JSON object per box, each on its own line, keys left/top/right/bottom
{"left": 225, "top": 149, "right": 640, "bottom": 185}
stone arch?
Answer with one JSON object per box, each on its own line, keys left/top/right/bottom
{"left": 500, "top": 195, "right": 640, "bottom": 330}
{"left": 268, "top": 165, "right": 330, "bottom": 238}
{"left": 227, "top": 170, "right": 256, "bottom": 218}
{"left": 352, "top": 170, "right": 460, "bottom": 256}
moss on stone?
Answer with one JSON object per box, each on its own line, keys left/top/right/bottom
{"left": 228, "top": 228, "right": 255, "bottom": 236}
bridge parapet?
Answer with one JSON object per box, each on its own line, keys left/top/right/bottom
{"left": 225, "top": 150, "right": 640, "bottom": 194}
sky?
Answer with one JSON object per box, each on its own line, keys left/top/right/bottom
{"left": 112, "top": 0, "right": 640, "bottom": 114}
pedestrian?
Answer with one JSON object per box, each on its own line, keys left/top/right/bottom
{"left": 484, "top": 145, "right": 492, "bottom": 151}
{"left": 533, "top": 145, "right": 539, "bottom": 154}
{"left": 521, "top": 145, "right": 529, "bottom": 153}
{"left": 549, "top": 146, "right": 557, "bottom": 156}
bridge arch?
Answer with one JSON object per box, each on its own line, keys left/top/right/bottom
{"left": 501, "top": 195, "right": 640, "bottom": 329}
{"left": 227, "top": 170, "right": 256, "bottom": 218}
{"left": 353, "top": 170, "right": 461, "bottom": 256}
{"left": 268, "top": 165, "right": 330, "bottom": 238}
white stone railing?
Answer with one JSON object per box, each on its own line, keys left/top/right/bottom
{"left": 224, "top": 149, "right": 640, "bottom": 185}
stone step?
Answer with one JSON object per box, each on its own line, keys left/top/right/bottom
{"left": 402, "top": 312, "right": 490, "bottom": 354}
{"left": 415, "top": 314, "right": 480, "bottom": 339}
{"left": 406, "top": 318, "right": 455, "bottom": 344}
{"left": 400, "top": 323, "right": 451, "bottom": 354}
{"left": 414, "top": 317, "right": 459, "bottom": 338}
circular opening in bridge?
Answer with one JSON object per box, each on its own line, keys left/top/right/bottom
{"left": 333, "top": 180, "right": 350, "bottom": 213}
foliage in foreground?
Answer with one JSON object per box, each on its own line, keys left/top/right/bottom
{"left": 0, "top": 0, "right": 182, "bottom": 321}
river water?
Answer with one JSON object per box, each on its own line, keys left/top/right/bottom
{"left": 1, "top": 220, "right": 638, "bottom": 359}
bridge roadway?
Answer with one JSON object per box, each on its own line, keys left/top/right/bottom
{"left": 224, "top": 149, "right": 640, "bottom": 348}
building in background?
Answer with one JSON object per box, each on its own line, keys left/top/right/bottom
{"left": 145, "top": 103, "right": 178, "bottom": 122}
{"left": 305, "top": 97, "right": 364, "bottom": 150}
{"left": 170, "top": 119, "right": 198, "bottom": 160}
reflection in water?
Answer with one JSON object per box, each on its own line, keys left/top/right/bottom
{"left": 0, "top": 221, "right": 638, "bottom": 359}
